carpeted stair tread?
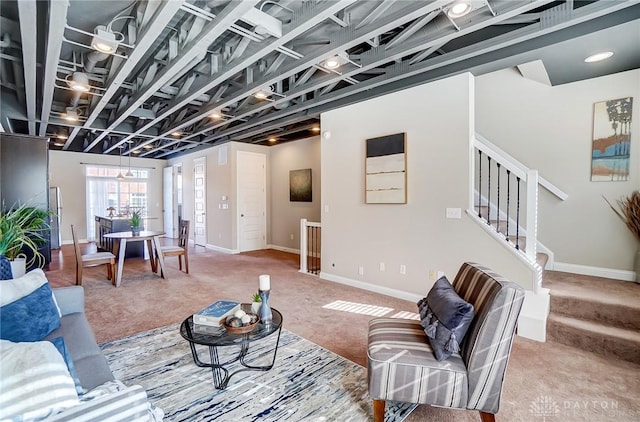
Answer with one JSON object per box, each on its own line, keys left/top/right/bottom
{"left": 547, "top": 314, "right": 640, "bottom": 364}
{"left": 544, "top": 271, "right": 640, "bottom": 311}
{"left": 536, "top": 252, "right": 549, "bottom": 269}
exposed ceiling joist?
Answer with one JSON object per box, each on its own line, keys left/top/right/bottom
{"left": 17, "top": 0, "right": 37, "bottom": 135}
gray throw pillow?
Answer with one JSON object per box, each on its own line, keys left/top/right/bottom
{"left": 417, "top": 276, "right": 475, "bottom": 361}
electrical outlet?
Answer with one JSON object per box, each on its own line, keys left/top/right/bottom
{"left": 429, "top": 270, "right": 436, "bottom": 280}
{"left": 358, "top": 265, "right": 364, "bottom": 276}
{"left": 400, "top": 264, "right": 406, "bottom": 275}
{"left": 379, "top": 262, "right": 385, "bottom": 272}
{"left": 218, "top": 233, "right": 222, "bottom": 239}
{"left": 290, "top": 233, "right": 294, "bottom": 240}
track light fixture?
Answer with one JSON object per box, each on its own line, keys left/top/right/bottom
{"left": 254, "top": 86, "right": 273, "bottom": 99}
{"left": 68, "top": 72, "right": 90, "bottom": 92}
{"left": 63, "top": 107, "right": 80, "bottom": 121}
{"left": 91, "top": 25, "right": 120, "bottom": 54}
{"left": 125, "top": 141, "right": 134, "bottom": 178}
{"left": 116, "top": 146, "right": 125, "bottom": 180}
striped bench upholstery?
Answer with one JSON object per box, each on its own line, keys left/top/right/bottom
{"left": 367, "top": 262, "right": 524, "bottom": 420}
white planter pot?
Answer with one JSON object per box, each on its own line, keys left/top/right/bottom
{"left": 251, "top": 302, "right": 261, "bottom": 314}
{"left": 10, "top": 257, "right": 26, "bottom": 279}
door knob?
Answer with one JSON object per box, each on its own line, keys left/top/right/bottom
{"left": 241, "top": 214, "right": 245, "bottom": 217}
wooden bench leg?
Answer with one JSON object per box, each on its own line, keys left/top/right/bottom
{"left": 373, "top": 399, "right": 385, "bottom": 422}
{"left": 479, "top": 411, "right": 495, "bottom": 422}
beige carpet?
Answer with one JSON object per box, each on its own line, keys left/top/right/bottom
{"left": 45, "top": 244, "right": 640, "bottom": 421}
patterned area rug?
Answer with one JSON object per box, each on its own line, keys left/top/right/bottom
{"left": 101, "top": 324, "right": 416, "bottom": 421}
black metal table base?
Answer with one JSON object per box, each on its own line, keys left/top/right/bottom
{"left": 188, "top": 326, "right": 283, "bottom": 390}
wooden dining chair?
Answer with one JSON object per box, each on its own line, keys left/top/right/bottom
{"left": 158, "top": 220, "right": 190, "bottom": 274}
{"left": 71, "top": 224, "right": 116, "bottom": 286}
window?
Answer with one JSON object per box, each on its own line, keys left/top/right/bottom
{"left": 85, "top": 166, "right": 149, "bottom": 240}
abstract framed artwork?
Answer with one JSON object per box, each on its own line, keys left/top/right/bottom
{"left": 290, "top": 168, "right": 312, "bottom": 202}
{"left": 591, "top": 97, "right": 632, "bottom": 181}
{"left": 365, "top": 133, "right": 407, "bottom": 204}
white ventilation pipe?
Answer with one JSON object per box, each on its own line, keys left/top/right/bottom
{"left": 84, "top": 51, "right": 109, "bottom": 72}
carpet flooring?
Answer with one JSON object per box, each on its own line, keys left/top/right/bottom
{"left": 44, "top": 244, "right": 640, "bottom": 421}
{"left": 101, "top": 323, "right": 415, "bottom": 421}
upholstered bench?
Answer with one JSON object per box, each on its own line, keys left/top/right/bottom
{"left": 367, "top": 262, "right": 524, "bottom": 422}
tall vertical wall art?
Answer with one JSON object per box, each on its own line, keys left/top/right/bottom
{"left": 290, "top": 168, "right": 312, "bottom": 202}
{"left": 591, "top": 97, "right": 632, "bottom": 181}
{"left": 365, "top": 133, "right": 407, "bottom": 204}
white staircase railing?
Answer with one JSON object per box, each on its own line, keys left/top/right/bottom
{"left": 472, "top": 134, "right": 567, "bottom": 293}
{"left": 299, "top": 218, "right": 321, "bottom": 275}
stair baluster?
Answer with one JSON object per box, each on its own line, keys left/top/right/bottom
{"left": 487, "top": 156, "right": 492, "bottom": 224}
{"left": 496, "top": 163, "right": 501, "bottom": 233}
{"left": 478, "top": 150, "right": 482, "bottom": 218}
{"left": 515, "top": 177, "right": 521, "bottom": 250}
{"left": 506, "top": 170, "right": 511, "bottom": 241}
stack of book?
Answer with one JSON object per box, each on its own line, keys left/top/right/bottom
{"left": 192, "top": 300, "right": 240, "bottom": 334}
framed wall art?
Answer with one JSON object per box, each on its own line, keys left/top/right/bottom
{"left": 290, "top": 168, "right": 312, "bottom": 202}
{"left": 591, "top": 97, "right": 632, "bottom": 181}
{"left": 365, "top": 133, "right": 407, "bottom": 204}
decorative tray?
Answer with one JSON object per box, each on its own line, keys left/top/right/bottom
{"left": 222, "top": 313, "right": 260, "bottom": 334}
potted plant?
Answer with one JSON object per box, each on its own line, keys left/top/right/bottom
{"left": 605, "top": 190, "right": 640, "bottom": 281}
{"left": 0, "top": 202, "right": 51, "bottom": 278}
{"left": 130, "top": 210, "right": 142, "bottom": 236}
{"left": 251, "top": 292, "right": 262, "bottom": 314}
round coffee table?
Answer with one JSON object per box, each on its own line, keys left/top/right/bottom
{"left": 180, "top": 304, "right": 283, "bottom": 390}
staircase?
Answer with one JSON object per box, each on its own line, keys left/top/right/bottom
{"left": 544, "top": 271, "right": 640, "bottom": 365}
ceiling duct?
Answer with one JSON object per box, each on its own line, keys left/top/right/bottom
{"left": 84, "top": 51, "right": 109, "bottom": 72}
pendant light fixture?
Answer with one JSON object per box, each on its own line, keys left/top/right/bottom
{"left": 116, "top": 146, "right": 125, "bottom": 180}
{"left": 124, "top": 141, "right": 134, "bottom": 178}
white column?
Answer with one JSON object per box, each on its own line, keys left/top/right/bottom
{"left": 299, "top": 218, "right": 308, "bottom": 273}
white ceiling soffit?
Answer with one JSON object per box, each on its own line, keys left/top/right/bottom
{"left": 516, "top": 60, "right": 551, "bottom": 86}
{"left": 0, "top": 0, "right": 638, "bottom": 158}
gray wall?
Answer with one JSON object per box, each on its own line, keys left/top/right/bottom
{"left": 269, "top": 136, "right": 321, "bottom": 251}
{"left": 476, "top": 68, "right": 640, "bottom": 272}
{"left": 320, "top": 73, "right": 534, "bottom": 296}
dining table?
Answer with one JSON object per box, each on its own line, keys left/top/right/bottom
{"left": 103, "top": 230, "right": 167, "bottom": 287}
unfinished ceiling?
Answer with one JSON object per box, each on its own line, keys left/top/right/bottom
{"left": 1, "top": 0, "right": 638, "bottom": 159}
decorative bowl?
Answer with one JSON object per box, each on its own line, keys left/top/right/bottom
{"left": 222, "top": 313, "right": 260, "bottom": 334}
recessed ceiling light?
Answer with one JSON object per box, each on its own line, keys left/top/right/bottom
{"left": 132, "top": 150, "right": 140, "bottom": 154}
{"left": 210, "top": 112, "right": 222, "bottom": 119}
{"left": 143, "top": 144, "right": 153, "bottom": 150}
{"left": 53, "top": 142, "right": 65, "bottom": 147}
{"left": 254, "top": 87, "right": 273, "bottom": 99}
{"left": 584, "top": 51, "right": 614, "bottom": 63}
{"left": 311, "top": 126, "right": 320, "bottom": 131}
{"left": 56, "top": 134, "right": 68, "bottom": 140}
{"left": 268, "top": 137, "right": 277, "bottom": 143}
{"left": 447, "top": 1, "right": 472, "bottom": 18}
{"left": 171, "top": 132, "right": 181, "bottom": 137}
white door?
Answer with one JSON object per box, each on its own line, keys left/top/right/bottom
{"left": 163, "top": 167, "right": 174, "bottom": 237}
{"left": 237, "top": 151, "right": 266, "bottom": 252}
{"left": 193, "top": 157, "right": 206, "bottom": 246}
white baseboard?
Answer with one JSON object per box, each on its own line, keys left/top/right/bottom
{"left": 268, "top": 244, "right": 299, "bottom": 254}
{"left": 205, "top": 244, "right": 238, "bottom": 254}
{"left": 517, "top": 288, "right": 550, "bottom": 342}
{"left": 553, "top": 262, "right": 636, "bottom": 282}
{"left": 320, "top": 272, "right": 424, "bottom": 303}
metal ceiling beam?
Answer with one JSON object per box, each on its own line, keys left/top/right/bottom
{"left": 17, "top": 0, "right": 37, "bottom": 135}
{"left": 132, "top": 0, "right": 453, "bottom": 154}
{"left": 38, "top": 0, "right": 69, "bottom": 137}
{"left": 64, "top": 0, "right": 185, "bottom": 148}
{"left": 87, "top": 0, "right": 259, "bottom": 152}
{"left": 113, "top": 0, "right": 359, "bottom": 154}
{"left": 175, "top": 0, "right": 630, "bottom": 157}
{"left": 149, "top": 0, "right": 546, "bottom": 153}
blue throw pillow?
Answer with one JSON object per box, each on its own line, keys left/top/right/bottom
{"left": 49, "top": 337, "right": 83, "bottom": 396}
{"left": 0, "top": 255, "right": 12, "bottom": 280}
{"left": 417, "top": 276, "right": 475, "bottom": 361}
{"left": 0, "top": 269, "right": 61, "bottom": 342}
